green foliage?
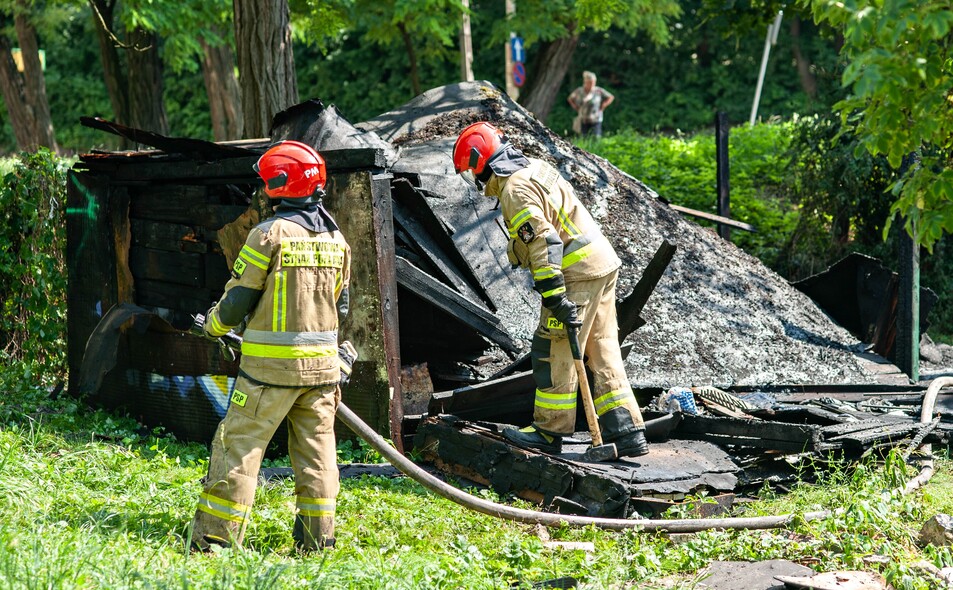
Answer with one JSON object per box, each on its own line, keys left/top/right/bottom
{"left": 804, "top": 0, "right": 953, "bottom": 251}
{"left": 776, "top": 113, "right": 895, "bottom": 279}
{"left": 0, "top": 150, "right": 68, "bottom": 409}
{"left": 582, "top": 122, "right": 798, "bottom": 269}
{"left": 336, "top": 437, "right": 387, "bottom": 464}
{"left": 546, "top": 1, "right": 844, "bottom": 138}
{"left": 0, "top": 360, "right": 951, "bottom": 587}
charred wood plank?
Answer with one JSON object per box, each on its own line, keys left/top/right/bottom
{"left": 818, "top": 418, "right": 916, "bottom": 439}
{"left": 415, "top": 417, "right": 629, "bottom": 517}
{"left": 80, "top": 148, "right": 385, "bottom": 183}
{"left": 129, "top": 247, "right": 204, "bottom": 287}
{"left": 825, "top": 422, "right": 922, "bottom": 448}
{"left": 130, "top": 219, "right": 208, "bottom": 253}
{"left": 80, "top": 117, "right": 255, "bottom": 158}
{"left": 392, "top": 196, "right": 483, "bottom": 303}
{"left": 129, "top": 184, "right": 249, "bottom": 230}
{"left": 747, "top": 405, "right": 848, "bottom": 426}
{"left": 618, "top": 240, "right": 676, "bottom": 340}
{"left": 675, "top": 415, "right": 819, "bottom": 452}
{"left": 429, "top": 370, "right": 534, "bottom": 419}
{"left": 204, "top": 252, "right": 232, "bottom": 290}
{"left": 136, "top": 279, "right": 214, "bottom": 312}
{"left": 396, "top": 256, "right": 519, "bottom": 353}
{"left": 394, "top": 182, "right": 497, "bottom": 310}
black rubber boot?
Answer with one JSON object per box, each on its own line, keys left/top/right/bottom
{"left": 611, "top": 429, "right": 649, "bottom": 457}
{"left": 503, "top": 425, "right": 562, "bottom": 454}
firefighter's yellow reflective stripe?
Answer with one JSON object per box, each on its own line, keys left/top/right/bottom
{"left": 241, "top": 342, "right": 337, "bottom": 359}
{"left": 533, "top": 267, "right": 559, "bottom": 281}
{"left": 244, "top": 329, "right": 338, "bottom": 345}
{"left": 540, "top": 285, "right": 566, "bottom": 298}
{"left": 534, "top": 389, "right": 576, "bottom": 410}
{"left": 207, "top": 312, "right": 230, "bottom": 337}
{"left": 197, "top": 492, "right": 249, "bottom": 523}
{"left": 334, "top": 271, "right": 343, "bottom": 299}
{"left": 548, "top": 196, "right": 581, "bottom": 237}
{"left": 562, "top": 242, "right": 595, "bottom": 268}
{"left": 296, "top": 497, "right": 335, "bottom": 518}
{"left": 238, "top": 245, "right": 270, "bottom": 270}
{"left": 508, "top": 208, "right": 535, "bottom": 236}
{"left": 280, "top": 238, "right": 345, "bottom": 268}
{"left": 594, "top": 389, "right": 635, "bottom": 415}
{"left": 340, "top": 360, "right": 352, "bottom": 375}
{"left": 273, "top": 271, "right": 286, "bottom": 332}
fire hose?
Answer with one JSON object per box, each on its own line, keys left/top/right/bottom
{"left": 199, "top": 317, "right": 946, "bottom": 533}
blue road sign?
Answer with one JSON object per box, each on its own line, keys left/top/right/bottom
{"left": 511, "top": 36, "right": 525, "bottom": 63}
{"left": 512, "top": 61, "right": 526, "bottom": 87}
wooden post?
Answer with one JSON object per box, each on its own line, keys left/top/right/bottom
{"left": 460, "top": 0, "right": 474, "bottom": 82}
{"left": 325, "top": 170, "right": 403, "bottom": 444}
{"left": 896, "top": 224, "right": 919, "bottom": 381}
{"left": 715, "top": 111, "right": 731, "bottom": 242}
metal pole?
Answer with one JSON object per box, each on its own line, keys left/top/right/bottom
{"left": 715, "top": 112, "right": 731, "bottom": 241}
{"left": 505, "top": 0, "right": 518, "bottom": 100}
{"left": 749, "top": 11, "right": 783, "bottom": 126}
{"left": 460, "top": 0, "right": 474, "bottom": 82}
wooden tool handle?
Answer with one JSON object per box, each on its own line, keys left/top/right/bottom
{"left": 569, "top": 327, "right": 603, "bottom": 447}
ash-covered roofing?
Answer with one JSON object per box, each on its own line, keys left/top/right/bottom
{"left": 359, "top": 81, "right": 880, "bottom": 387}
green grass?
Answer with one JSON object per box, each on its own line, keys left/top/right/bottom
{"left": 1, "top": 387, "right": 952, "bottom": 590}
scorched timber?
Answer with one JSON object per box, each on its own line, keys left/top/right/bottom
{"left": 395, "top": 256, "right": 519, "bottom": 353}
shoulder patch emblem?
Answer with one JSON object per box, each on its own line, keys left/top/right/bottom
{"left": 232, "top": 258, "right": 247, "bottom": 279}
{"left": 517, "top": 221, "right": 536, "bottom": 244}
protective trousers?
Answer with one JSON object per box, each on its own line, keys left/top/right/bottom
{"left": 190, "top": 376, "right": 340, "bottom": 551}
{"left": 530, "top": 269, "right": 645, "bottom": 438}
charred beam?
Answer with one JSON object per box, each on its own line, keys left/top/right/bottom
{"left": 396, "top": 256, "right": 519, "bottom": 353}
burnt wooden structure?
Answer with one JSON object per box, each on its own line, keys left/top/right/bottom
{"left": 67, "top": 133, "right": 402, "bottom": 443}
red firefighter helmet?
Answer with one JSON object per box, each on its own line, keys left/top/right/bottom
{"left": 254, "top": 140, "right": 327, "bottom": 199}
{"left": 452, "top": 122, "right": 504, "bottom": 175}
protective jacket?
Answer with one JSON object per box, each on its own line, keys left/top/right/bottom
{"left": 484, "top": 157, "right": 644, "bottom": 440}
{"left": 205, "top": 214, "right": 351, "bottom": 387}
{"left": 484, "top": 158, "right": 620, "bottom": 293}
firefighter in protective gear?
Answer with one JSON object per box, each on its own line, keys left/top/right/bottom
{"left": 190, "top": 140, "right": 352, "bottom": 552}
{"left": 453, "top": 122, "right": 648, "bottom": 457}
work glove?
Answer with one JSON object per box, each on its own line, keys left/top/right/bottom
{"left": 191, "top": 310, "right": 239, "bottom": 362}
{"left": 190, "top": 311, "right": 218, "bottom": 342}
{"left": 546, "top": 296, "right": 582, "bottom": 329}
{"left": 338, "top": 340, "right": 358, "bottom": 386}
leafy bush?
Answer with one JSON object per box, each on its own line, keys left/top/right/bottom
{"left": 585, "top": 119, "right": 953, "bottom": 340}
{"left": 582, "top": 121, "right": 799, "bottom": 269}
{"left": 0, "top": 150, "right": 69, "bottom": 409}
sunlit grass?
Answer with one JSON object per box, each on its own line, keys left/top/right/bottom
{"left": 0, "top": 385, "right": 950, "bottom": 589}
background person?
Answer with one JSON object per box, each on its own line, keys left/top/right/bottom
{"left": 568, "top": 71, "right": 615, "bottom": 138}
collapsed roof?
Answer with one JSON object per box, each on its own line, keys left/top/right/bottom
{"left": 353, "top": 81, "right": 882, "bottom": 387}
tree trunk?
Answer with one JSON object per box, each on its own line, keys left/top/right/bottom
{"left": 518, "top": 34, "right": 579, "bottom": 123}
{"left": 233, "top": 0, "right": 297, "bottom": 139}
{"left": 0, "top": 30, "right": 37, "bottom": 150}
{"left": 89, "top": 0, "right": 129, "bottom": 128}
{"left": 126, "top": 27, "right": 169, "bottom": 135}
{"left": 200, "top": 37, "right": 243, "bottom": 141}
{"left": 14, "top": 6, "right": 56, "bottom": 151}
{"left": 397, "top": 22, "right": 421, "bottom": 97}
{"left": 790, "top": 17, "right": 817, "bottom": 101}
